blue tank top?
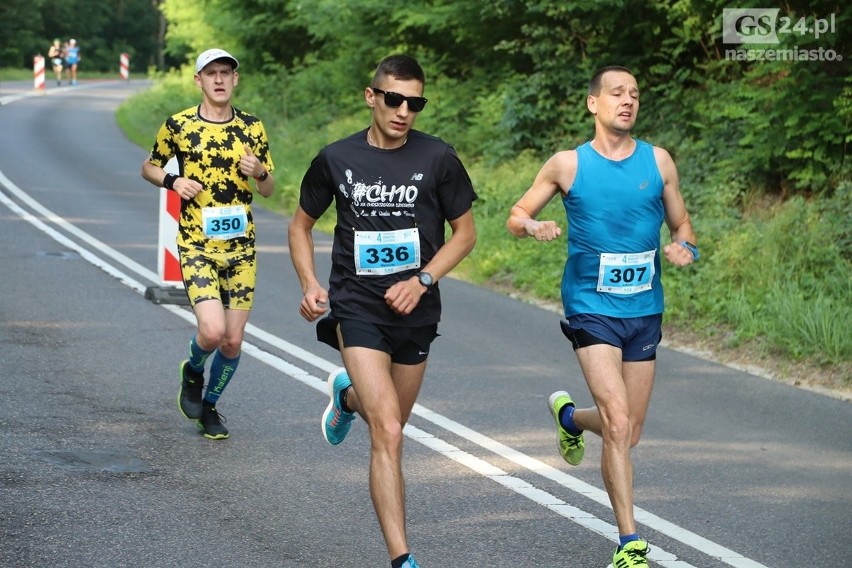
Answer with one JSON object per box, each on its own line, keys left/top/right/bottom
{"left": 561, "top": 139, "right": 665, "bottom": 318}
{"left": 66, "top": 46, "right": 80, "bottom": 64}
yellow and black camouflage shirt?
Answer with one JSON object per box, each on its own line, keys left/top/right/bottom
{"left": 147, "top": 105, "right": 274, "bottom": 254}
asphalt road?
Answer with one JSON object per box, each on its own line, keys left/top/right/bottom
{"left": 1, "top": 79, "right": 849, "bottom": 568}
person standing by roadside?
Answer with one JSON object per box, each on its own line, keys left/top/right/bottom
{"left": 47, "top": 39, "right": 64, "bottom": 86}
{"left": 141, "top": 48, "right": 275, "bottom": 440}
{"left": 64, "top": 39, "right": 80, "bottom": 85}
{"left": 506, "top": 65, "right": 698, "bottom": 568}
{"left": 288, "top": 54, "right": 477, "bottom": 568}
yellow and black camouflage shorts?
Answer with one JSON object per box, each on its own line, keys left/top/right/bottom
{"left": 178, "top": 246, "right": 257, "bottom": 310}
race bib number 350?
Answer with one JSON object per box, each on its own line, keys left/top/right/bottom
{"left": 202, "top": 205, "right": 248, "bottom": 240}
{"left": 354, "top": 228, "right": 421, "bottom": 276}
{"left": 597, "top": 250, "right": 655, "bottom": 295}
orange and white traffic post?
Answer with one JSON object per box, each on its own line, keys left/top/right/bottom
{"left": 120, "top": 53, "right": 130, "bottom": 80}
{"left": 33, "top": 55, "right": 45, "bottom": 92}
{"left": 144, "top": 158, "right": 189, "bottom": 304}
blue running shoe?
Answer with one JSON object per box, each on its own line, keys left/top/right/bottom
{"left": 322, "top": 368, "right": 355, "bottom": 445}
{"left": 401, "top": 555, "right": 421, "bottom": 568}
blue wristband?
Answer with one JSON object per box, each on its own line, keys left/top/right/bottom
{"left": 680, "top": 241, "right": 699, "bottom": 260}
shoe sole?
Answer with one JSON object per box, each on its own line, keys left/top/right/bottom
{"left": 547, "top": 391, "right": 571, "bottom": 423}
{"left": 195, "top": 421, "right": 229, "bottom": 440}
{"left": 321, "top": 369, "right": 340, "bottom": 445}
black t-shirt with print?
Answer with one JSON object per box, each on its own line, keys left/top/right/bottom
{"left": 300, "top": 128, "right": 477, "bottom": 327}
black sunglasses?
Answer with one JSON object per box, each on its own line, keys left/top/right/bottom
{"left": 371, "top": 88, "right": 428, "bottom": 112}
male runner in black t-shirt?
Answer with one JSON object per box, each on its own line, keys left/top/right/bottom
{"left": 289, "top": 55, "right": 477, "bottom": 568}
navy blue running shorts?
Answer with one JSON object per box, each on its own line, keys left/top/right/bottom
{"left": 317, "top": 316, "right": 439, "bottom": 365}
{"left": 560, "top": 313, "right": 662, "bottom": 362}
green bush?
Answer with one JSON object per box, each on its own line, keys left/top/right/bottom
{"left": 668, "top": 190, "right": 851, "bottom": 364}
{"left": 113, "top": 0, "right": 850, "bottom": 379}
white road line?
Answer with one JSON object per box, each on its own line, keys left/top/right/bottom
{"left": 0, "top": 144, "right": 768, "bottom": 568}
{"left": 0, "top": 81, "right": 114, "bottom": 106}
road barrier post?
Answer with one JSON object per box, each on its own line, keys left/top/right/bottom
{"left": 144, "top": 158, "right": 189, "bottom": 304}
{"left": 120, "top": 53, "right": 130, "bottom": 81}
{"left": 33, "top": 55, "right": 45, "bottom": 92}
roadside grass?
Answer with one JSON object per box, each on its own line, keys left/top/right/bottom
{"left": 0, "top": 68, "right": 35, "bottom": 81}
{"left": 1, "top": 66, "right": 144, "bottom": 84}
{"left": 112, "top": 76, "right": 851, "bottom": 396}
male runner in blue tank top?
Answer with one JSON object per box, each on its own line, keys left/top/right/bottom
{"left": 65, "top": 39, "right": 80, "bottom": 85}
{"left": 507, "top": 65, "right": 698, "bottom": 568}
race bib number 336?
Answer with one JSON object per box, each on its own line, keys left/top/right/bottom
{"left": 597, "top": 250, "right": 655, "bottom": 295}
{"left": 354, "top": 228, "right": 421, "bottom": 275}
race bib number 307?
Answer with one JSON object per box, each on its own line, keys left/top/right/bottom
{"left": 354, "top": 228, "right": 421, "bottom": 276}
{"left": 596, "top": 250, "right": 655, "bottom": 295}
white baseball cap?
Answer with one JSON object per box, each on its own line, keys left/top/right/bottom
{"left": 195, "top": 48, "right": 239, "bottom": 73}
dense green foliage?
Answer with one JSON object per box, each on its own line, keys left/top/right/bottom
{"left": 118, "top": 1, "right": 849, "bottom": 376}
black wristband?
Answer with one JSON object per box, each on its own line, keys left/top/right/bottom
{"left": 163, "top": 173, "right": 178, "bottom": 190}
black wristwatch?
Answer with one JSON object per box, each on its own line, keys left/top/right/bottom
{"left": 255, "top": 170, "right": 269, "bottom": 182}
{"left": 416, "top": 271, "right": 433, "bottom": 290}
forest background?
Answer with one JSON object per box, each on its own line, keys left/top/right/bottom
{"left": 2, "top": 0, "right": 849, "bottom": 395}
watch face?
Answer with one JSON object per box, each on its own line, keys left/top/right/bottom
{"left": 418, "top": 272, "right": 433, "bottom": 287}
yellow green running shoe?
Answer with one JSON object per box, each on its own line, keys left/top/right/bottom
{"left": 547, "top": 391, "right": 585, "bottom": 466}
{"left": 613, "top": 539, "right": 650, "bottom": 567}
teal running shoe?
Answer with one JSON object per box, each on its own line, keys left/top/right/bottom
{"left": 322, "top": 368, "right": 355, "bottom": 445}
{"left": 401, "top": 555, "right": 421, "bottom": 568}
{"left": 548, "top": 391, "right": 585, "bottom": 466}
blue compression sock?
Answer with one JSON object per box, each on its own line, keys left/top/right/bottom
{"left": 619, "top": 533, "right": 640, "bottom": 548}
{"left": 188, "top": 335, "right": 214, "bottom": 373}
{"left": 204, "top": 351, "right": 240, "bottom": 405}
{"left": 559, "top": 404, "right": 583, "bottom": 436}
